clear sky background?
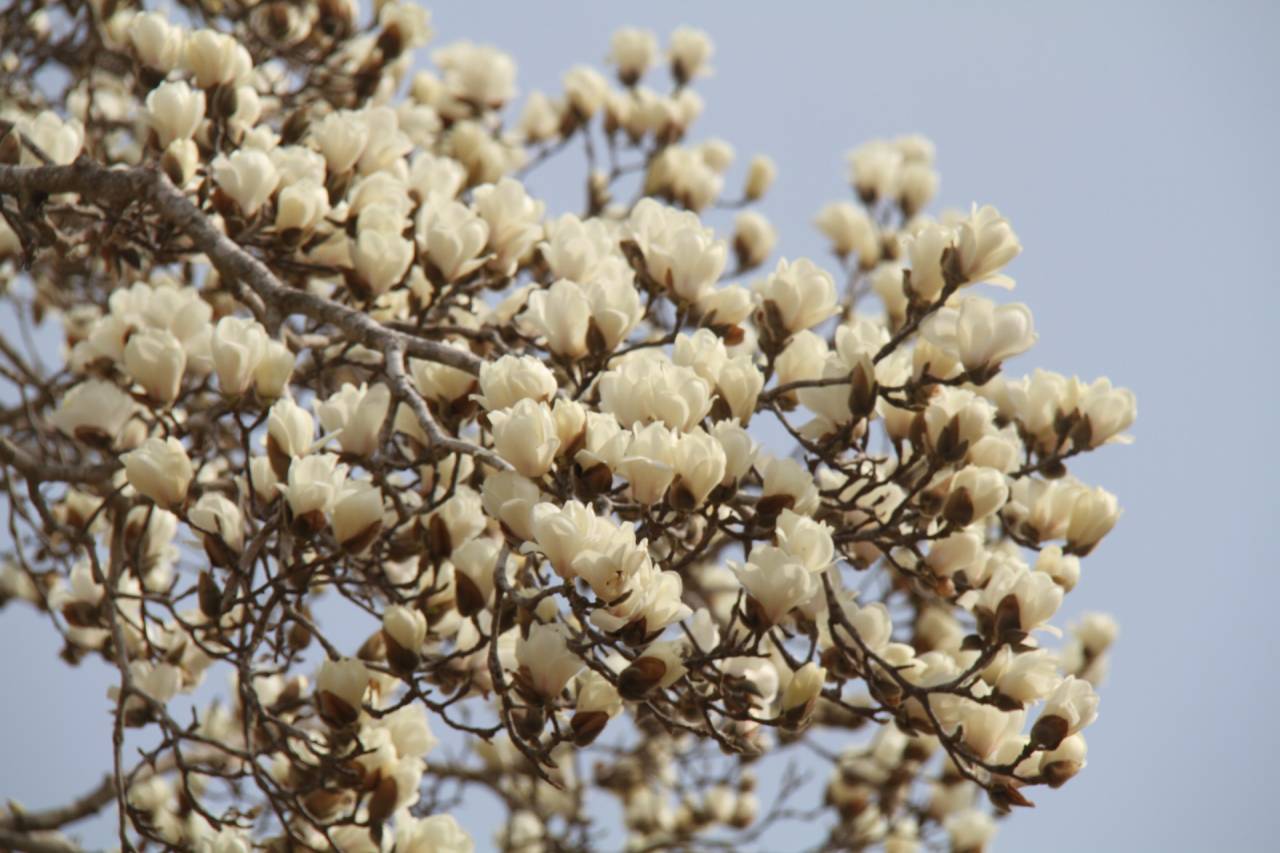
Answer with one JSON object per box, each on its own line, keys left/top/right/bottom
{"left": 2, "top": 2, "right": 1278, "bottom": 851}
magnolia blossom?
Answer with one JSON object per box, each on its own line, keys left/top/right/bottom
{"left": 146, "top": 81, "right": 205, "bottom": 147}
{"left": 433, "top": 41, "right": 517, "bottom": 107}
{"left": 744, "top": 154, "right": 777, "bottom": 201}
{"left": 953, "top": 204, "right": 1022, "bottom": 288}
{"left": 736, "top": 545, "right": 816, "bottom": 627}
{"left": 924, "top": 296, "right": 1037, "bottom": 375}
{"left": 516, "top": 622, "right": 582, "bottom": 699}
{"left": 397, "top": 814, "right": 475, "bottom": 853}
{"left": 608, "top": 28, "right": 657, "bottom": 83}
{"left": 123, "top": 437, "right": 193, "bottom": 508}
{"left": 316, "top": 383, "right": 391, "bottom": 458}
{"left": 316, "top": 657, "right": 369, "bottom": 725}
{"left": 1066, "top": 486, "right": 1121, "bottom": 556}
{"left": 52, "top": 380, "right": 135, "bottom": 447}
{"left": 213, "top": 149, "right": 279, "bottom": 216}
{"left": 311, "top": 111, "right": 369, "bottom": 174}
{"left": 780, "top": 661, "right": 827, "bottom": 719}
{"left": 266, "top": 397, "right": 315, "bottom": 463}
{"left": 332, "top": 482, "right": 384, "bottom": 550}
{"left": 353, "top": 223, "right": 415, "bottom": 296}
{"left": 1034, "top": 676, "right": 1100, "bottom": 748}
{"left": 129, "top": 12, "right": 184, "bottom": 72}
{"left": 488, "top": 399, "right": 560, "bottom": 477}
{"left": 280, "top": 453, "right": 347, "bottom": 519}
{"left": 210, "top": 317, "right": 268, "bottom": 395}
{"left": 523, "top": 280, "right": 590, "bottom": 357}
{"left": 754, "top": 258, "right": 839, "bottom": 337}
{"left": 275, "top": 181, "right": 330, "bottom": 234}
{"left": 944, "top": 465, "right": 1010, "bottom": 526}
{"left": 597, "top": 352, "right": 713, "bottom": 432}
{"left": 123, "top": 328, "right": 186, "bottom": 405}
{"left": 671, "top": 429, "right": 726, "bottom": 508}
{"left": 668, "top": 26, "right": 713, "bottom": 82}
{"left": 184, "top": 29, "right": 252, "bottom": 88}
{"left": 1072, "top": 377, "right": 1137, "bottom": 447}
{"left": 418, "top": 198, "right": 489, "bottom": 282}
{"left": 618, "top": 422, "right": 677, "bottom": 505}
{"left": 628, "top": 199, "right": 727, "bottom": 302}
{"left": 187, "top": 493, "right": 243, "bottom": 554}
{"left": 814, "top": 202, "right": 879, "bottom": 263}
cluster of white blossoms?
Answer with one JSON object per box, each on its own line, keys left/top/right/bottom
{"left": 0, "top": 5, "right": 1133, "bottom": 852}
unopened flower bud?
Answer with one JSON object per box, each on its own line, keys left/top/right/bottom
{"left": 744, "top": 155, "right": 776, "bottom": 201}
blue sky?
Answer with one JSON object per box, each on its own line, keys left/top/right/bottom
{"left": 2, "top": 2, "right": 1277, "bottom": 851}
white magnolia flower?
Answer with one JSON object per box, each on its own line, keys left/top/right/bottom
{"left": 671, "top": 428, "right": 726, "bottom": 508}
{"left": 266, "top": 397, "right": 315, "bottom": 464}
{"left": 123, "top": 327, "right": 186, "bottom": 405}
{"left": 123, "top": 437, "right": 193, "bottom": 509}
{"left": 52, "top": 380, "right": 135, "bottom": 448}
{"left": 311, "top": 111, "right": 369, "bottom": 174}
{"left": 332, "top": 482, "right": 384, "bottom": 550}
{"left": 618, "top": 422, "right": 678, "bottom": 505}
{"left": 609, "top": 28, "right": 658, "bottom": 83}
{"left": 488, "top": 399, "right": 560, "bottom": 477}
{"left": 923, "top": 296, "right": 1037, "bottom": 375}
{"left": 847, "top": 139, "right": 903, "bottom": 202}
{"left": 20, "top": 111, "right": 83, "bottom": 166}
{"left": 213, "top": 149, "right": 279, "bottom": 217}
{"left": 597, "top": 352, "right": 713, "bottom": 432}
{"left": 472, "top": 178, "right": 544, "bottom": 275}
{"left": 396, "top": 814, "right": 474, "bottom": 853}
{"left": 433, "top": 41, "right": 517, "bottom": 108}
{"left": 316, "top": 657, "right": 369, "bottom": 725}
{"left": 417, "top": 197, "right": 489, "bottom": 282}
{"left": 563, "top": 66, "right": 608, "bottom": 118}
{"left": 735, "top": 545, "right": 816, "bottom": 627}
{"left": 944, "top": 465, "right": 1010, "bottom": 526}
{"left": 187, "top": 493, "right": 244, "bottom": 554}
{"left": 279, "top": 453, "right": 347, "bottom": 519}
{"left": 628, "top": 199, "right": 727, "bottom": 303}
{"left": 668, "top": 26, "right": 713, "bottom": 83}
{"left": 129, "top": 12, "right": 185, "bottom": 72}
{"left": 775, "top": 509, "right": 834, "bottom": 573}
{"left": 146, "top": 81, "right": 205, "bottom": 147}
{"left": 1066, "top": 486, "right": 1121, "bottom": 556}
{"left": 522, "top": 280, "right": 590, "bottom": 357}
{"left": 814, "top": 202, "right": 879, "bottom": 263}
{"left": 352, "top": 226, "right": 414, "bottom": 296}
{"left": 754, "top": 258, "right": 839, "bottom": 336}
{"left": 516, "top": 622, "right": 582, "bottom": 699}
{"left": 1035, "top": 676, "right": 1100, "bottom": 746}
{"left": 953, "top": 204, "right": 1022, "bottom": 288}
{"left": 184, "top": 29, "right": 252, "bottom": 88}
{"left": 316, "top": 383, "right": 390, "bottom": 458}
{"left": 274, "top": 181, "right": 330, "bottom": 234}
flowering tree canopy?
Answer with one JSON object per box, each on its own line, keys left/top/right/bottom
{"left": 0, "top": 3, "right": 1135, "bottom": 851}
